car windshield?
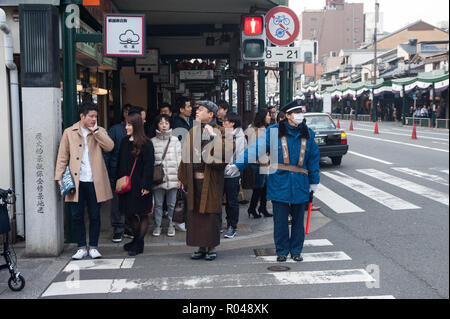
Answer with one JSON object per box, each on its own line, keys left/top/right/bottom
{"left": 305, "top": 115, "right": 336, "bottom": 130}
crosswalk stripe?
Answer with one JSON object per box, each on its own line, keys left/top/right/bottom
{"left": 42, "top": 269, "right": 375, "bottom": 296}
{"left": 347, "top": 151, "right": 393, "bottom": 165}
{"left": 63, "top": 258, "right": 135, "bottom": 272}
{"left": 315, "top": 184, "right": 365, "bottom": 214}
{"left": 304, "top": 239, "right": 334, "bottom": 247}
{"left": 358, "top": 169, "right": 449, "bottom": 206}
{"left": 392, "top": 168, "right": 449, "bottom": 186}
{"left": 322, "top": 171, "right": 421, "bottom": 210}
{"left": 256, "top": 252, "right": 352, "bottom": 263}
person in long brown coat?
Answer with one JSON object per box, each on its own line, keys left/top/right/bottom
{"left": 178, "top": 100, "right": 234, "bottom": 261}
{"left": 55, "top": 102, "right": 114, "bottom": 260}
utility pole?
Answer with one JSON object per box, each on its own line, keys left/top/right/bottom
{"left": 372, "top": 0, "right": 379, "bottom": 122}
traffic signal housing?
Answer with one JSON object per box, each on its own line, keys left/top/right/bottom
{"left": 241, "top": 15, "right": 266, "bottom": 61}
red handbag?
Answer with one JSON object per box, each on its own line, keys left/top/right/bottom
{"left": 115, "top": 159, "right": 137, "bottom": 195}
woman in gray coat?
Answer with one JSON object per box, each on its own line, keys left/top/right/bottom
{"left": 151, "top": 114, "right": 182, "bottom": 237}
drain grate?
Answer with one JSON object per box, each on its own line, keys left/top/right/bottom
{"left": 254, "top": 248, "right": 277, "bottom": 256}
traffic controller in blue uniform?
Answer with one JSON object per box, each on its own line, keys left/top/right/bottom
{"left": 226, "top": 99, "right": 320, "bottom": 262}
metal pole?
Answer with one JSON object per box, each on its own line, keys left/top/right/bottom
{"left": 280, "top": 62, "right": 287, "bottom": 107}
{"left": 373, "top": 0, "right": 379, "bottom": 86}
{"left": 258, "top": 62, "right": 266, "bottom": 112}
{"left": 228, "top": 79, "right": 233, "bottom": 111}
{"left": 288, "top": 62, "right": 294, "bottom": 102}
{"left": 402, "top": 85, "right": 407, "bottom": 125}
{"left": 62, "top": 3, "right": 78, "bottom": 129}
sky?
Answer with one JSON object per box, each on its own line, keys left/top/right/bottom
{"left": 289, "top": 0, "right": 449, "bottom": 33}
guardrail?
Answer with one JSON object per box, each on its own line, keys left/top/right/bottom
{"left": 332, "top": 114, "right": 371, "bottom": 121}
{"left": 405, "top": 117, "right": 449, "bottom": 129}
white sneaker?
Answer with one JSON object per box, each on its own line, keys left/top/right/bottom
{"left": 152, "top": 226, "right": 161, "bottom": 237}
{"left": 167, "top": 225, "right": 175, "bottom": 237}
{"left": 89, "top": 248, "right": 102, "bottom": 259}
{"left": 174, "top": 222, "right": 187, "bottom": 232}
{"left": 72, "top": 248, "right": 88, "bottom": 260}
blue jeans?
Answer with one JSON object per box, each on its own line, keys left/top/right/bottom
{"left": 224, "top": 177, "right": 240, "bottom": 229}
{"left": 272, "top": 201, "right": 306, "bottom": 256}
{"left": 71, "top": 182, "right": 101, "bottom": 249}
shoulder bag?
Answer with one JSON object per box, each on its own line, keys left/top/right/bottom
{"left": 115, "top": 159, "right": 137, "bottom": 195}
{"left": 153, "top": 138, "right": 171, "bottom": 186}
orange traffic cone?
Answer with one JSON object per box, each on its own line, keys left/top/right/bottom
{"left": 411, "top": 124, "right": 417, "bottom": 140}
{"left": 337, "top": 119, "right": 341, "bottom": 129}
{"left": 349, "top": 120, "right": 354, "bottom": 131}
{"left": 374, "top": 122, "right": 379, "bottom": 134}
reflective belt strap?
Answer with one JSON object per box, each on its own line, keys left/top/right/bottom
{"left": 272, "top": 164, "right": 309, "bottom": 175}
{"left": 280, "top": 136, "right": 308, "bottom": 173}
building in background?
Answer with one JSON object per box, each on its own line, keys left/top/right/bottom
{"left": 300, "top": 1, "right": 364, "bottom": 65}
{"left": 364, "top": 11, "right": 384, "bottom": 45}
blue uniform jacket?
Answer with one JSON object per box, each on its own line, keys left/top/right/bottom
{"left": 234, "top": 122, "right": 320, "bottom": 205}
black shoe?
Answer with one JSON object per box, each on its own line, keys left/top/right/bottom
{"left": 128, "top": 239, "right": 144, "bottom": 256}
{"left": 112, "top": 232, "right": 123, "bottom": 243}
{"left": 277, "top": 255, "right": 287, "bottom": 262}
{"left": 123, "top": 238, "right": 136, "bottom": 252}
{"left": 191, "top": 251, "right": 207, "bottom": 260}
{"left": 292, "top": 255, "right": 303, "bottom": 262}
{"left": 258, "top": 207, "right": 273, "bottom": 217}
{"left": 204, "top": 251, "right": 217, "bottom": 261}
{"left": 248, "top": 208, "right": 262, "bottom": 219}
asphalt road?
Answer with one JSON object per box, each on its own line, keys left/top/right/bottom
{"left": 2, "top": 120, "right": 448, "bottom": 302}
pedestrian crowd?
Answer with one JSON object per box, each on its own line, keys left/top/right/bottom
{"left": 55, "top": 98, "right": 320, "bottom": 263}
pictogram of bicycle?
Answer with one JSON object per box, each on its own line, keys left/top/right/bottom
{"left": 272, "top": 15, "right": 292, "bottom": 38}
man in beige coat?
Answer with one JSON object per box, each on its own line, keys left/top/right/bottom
{"left": 55, "top": 102, "right": 114, "bottom": 260}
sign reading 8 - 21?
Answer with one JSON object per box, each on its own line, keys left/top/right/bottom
{"left": 265, "top": 6, "right": 300, "bottom": 46}
{"left": 265, "top": 46, "right": 302, "bottom": 62}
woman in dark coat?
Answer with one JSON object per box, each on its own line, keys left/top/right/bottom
{"left": 116, "top": 112, "right": 155, "bottom": 256}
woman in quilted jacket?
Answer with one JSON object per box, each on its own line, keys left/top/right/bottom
{"left": 151, "top": 114, "right": 182, "bottom": 237}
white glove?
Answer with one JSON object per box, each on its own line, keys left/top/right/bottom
{"left": 225, "top": 164, "right": 240, "bottom": 176}
{"left": 309, "top": 184, "right": 319, "bottom": 193}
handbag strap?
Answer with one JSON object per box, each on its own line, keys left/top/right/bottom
{"left": 161, "top": 138, "right": 171, "bottom": 161}
{"left": 130, "top": 159, "right": 137, "bottom": 177}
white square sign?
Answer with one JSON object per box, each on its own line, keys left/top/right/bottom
{"left": 104, "top": 14, "right": 145, "bottom": 57}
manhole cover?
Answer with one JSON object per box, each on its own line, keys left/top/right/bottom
{"left": 267, "top": 266, "right": 291, "bottom": 272}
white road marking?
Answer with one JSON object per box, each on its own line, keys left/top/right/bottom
{"left": 347, "top": 133, "right": 449, "bottom": 153}
{"left": 441, "top": 169, "right": 449, "bottom": 175}
{"left": 256, "top": 252, "right": 352, "bottom": 263}
{"left": 315, "top": 184, "right": 365, "bottom": 214}
{"left": 42, "top": 269, "right": 375, "bottom": 296}
{"left": 348, "top": 151, "right": 393, "bottom": 165}
{"left": 322, "top": 171, "right": 421, "bottom": 210}
{"left": 304, "top": 239, "right": 334, "bottom": 247}
{"left": 392, "top": 168, "right": 449, "bottom": 186}
{"left": 358, "top": 169, "right": 449, "bottom": 206}
{"left": 63, "top": 258, "right": 135, "bottom": 272}
{"left": 354, "top": 128, "right": 449, "bottom": 142}
{"left": 390, "top": 128, "right": 450, "bottom": 137}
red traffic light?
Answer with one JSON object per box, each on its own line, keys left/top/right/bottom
{"left": 244, "top": 17, "right": 263, "bottom": 35}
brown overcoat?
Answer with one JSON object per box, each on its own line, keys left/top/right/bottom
{"left": 178, "top": 124, "right": 234, "bottom": 214}
{"left": 54, "top": 121, "right": 114, "bottom": 203}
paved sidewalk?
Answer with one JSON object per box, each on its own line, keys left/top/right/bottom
{"left": 0, "top": 191, "right": 329, "bottom": 298}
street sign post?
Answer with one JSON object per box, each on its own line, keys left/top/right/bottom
{"left": 265, "top": 46, "right": 302, "bottom": 62}
{"left": 265, "top": 6, "right": 300, "bottom": 46}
